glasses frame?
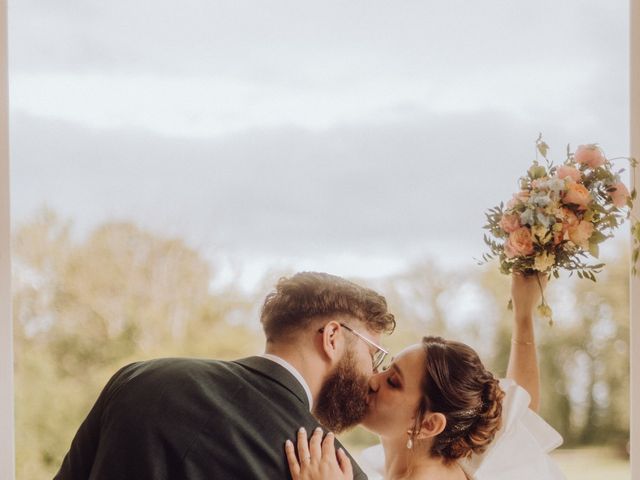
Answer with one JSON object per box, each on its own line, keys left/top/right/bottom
{"left": 319, "top": 322, "right": 388, "bottom": 371}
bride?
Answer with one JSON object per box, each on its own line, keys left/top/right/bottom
{"left": 285, "top": 272, "right": 564, "bottom": 479}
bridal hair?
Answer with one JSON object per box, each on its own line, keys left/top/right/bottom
{"left": 414, "top": 336, "right": 505, "bottom": 463}
{"left": 261, "top": 272, "right": 396, "bottom": 342}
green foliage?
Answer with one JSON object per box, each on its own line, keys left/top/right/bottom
{"left": 13, "top": 210, "right": 261, "bottom": 479}
{"left": 12, "top": 210, "right": 631, "bottom": 477}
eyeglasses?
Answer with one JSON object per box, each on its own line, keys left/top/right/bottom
{"left": 319, "top": 323, "right": 388, "bottom": 371}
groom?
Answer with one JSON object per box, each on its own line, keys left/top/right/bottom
{"left": 55, "top": 271, "right": 395, "bottom": 480}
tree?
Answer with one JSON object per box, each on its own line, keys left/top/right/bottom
{"left": 13, "top": 210, "right": 260, "bottom": 478}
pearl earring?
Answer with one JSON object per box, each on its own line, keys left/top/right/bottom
{"left": 406, "top": 429, "right": 414, "bottom": 449}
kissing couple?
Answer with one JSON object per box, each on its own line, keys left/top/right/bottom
{"left": 55, "top": 271, "right": 563, "bottom": 480}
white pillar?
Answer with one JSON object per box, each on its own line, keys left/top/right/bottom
{"left": 631, "top": 0, "right": 640, "bottom": 476}
{"left": 0, "top": 0, "right": 13, "bottom": 478}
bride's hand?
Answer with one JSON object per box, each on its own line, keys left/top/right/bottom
{"left": 285, "top": 427, "right": 353, "bottom": 480}
{"left": 511, "top": 271, "right": 548, "bottom": 318}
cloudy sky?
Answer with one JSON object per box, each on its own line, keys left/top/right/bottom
{"left": 8, "top": 0, "right": 631, "bottom": 285}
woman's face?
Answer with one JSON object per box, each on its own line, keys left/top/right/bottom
{"left": 362, "top": 343, "right": 426, "bottom": 438}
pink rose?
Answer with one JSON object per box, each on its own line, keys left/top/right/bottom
{"left": 556, "top": 165, "right": 581, "bottom": 182}
{"left": 499, "top": 213, "right": 521, "bottom": 233}
{"left": 609, "top": 182, "right": 630, "bottom": 208}
{"left": 504, "top": 227, "right": 535, "bottom": 258}
{"left": 506, "top": 191, "right": 530, "bottom": 209}
{"left": 563, "top": 182, "right": 591, "bottom": 209}
{"left": 568, "top": 221, "right": 594, "bottom": 249}
{"left": 560, "top": 208, "right": 579, "bottom": 227}
{"left": 574, "top": 145, "right": 605, "bottom": 169}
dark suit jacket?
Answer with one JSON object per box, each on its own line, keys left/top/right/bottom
{"left": 54, "top": 356, "right": 368, "bottom": 480}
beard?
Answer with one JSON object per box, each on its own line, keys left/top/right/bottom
{"left": 312, "top": 349, "right": 370, "bottom": 433}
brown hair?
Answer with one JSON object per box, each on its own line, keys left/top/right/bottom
{"left": 260, "top": 272, "right": 396, "bottom": 342}
{"left": 414, "top": 336, "right": 504, "bottom": 463}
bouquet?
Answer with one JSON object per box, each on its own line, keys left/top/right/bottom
{"left": 481, "top": 135, "right": 636, "bottom": 324}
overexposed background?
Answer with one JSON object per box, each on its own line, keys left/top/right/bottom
{"left": 10, "top": 0, "right": 630, "bottom": 286}
{"left": 9, "top": 1, "right": 631, "bottom": 478}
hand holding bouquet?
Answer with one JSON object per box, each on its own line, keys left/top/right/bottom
{"left": 481, "top": 135, "right": 636, "bottom": 324}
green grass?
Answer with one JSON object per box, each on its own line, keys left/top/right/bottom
{"left": 551, "top": 447, "right": 629, "bottom": 480}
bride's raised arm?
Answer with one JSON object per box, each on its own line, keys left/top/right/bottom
{"left": 505, "top": 272, "right": 547, "bottom": 412}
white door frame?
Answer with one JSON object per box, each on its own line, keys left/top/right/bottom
{"left": 0, "top": 0, "right": 14, "bottom": 478}
{"left": 630, "top": 0, "right": 640, "bottom": 477}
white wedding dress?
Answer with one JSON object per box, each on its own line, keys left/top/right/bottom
{"left": 357, "top": 379, "right": 566, "bottom": 480}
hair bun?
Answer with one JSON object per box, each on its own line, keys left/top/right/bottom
{"left": 431, "top": 375, "right": 505, "bottom": 461}
{"left": 419, "top": 337, "right": 506, "bottom": 463}
{"left": 469, "top": 378, "right": 505, "bottom": 448}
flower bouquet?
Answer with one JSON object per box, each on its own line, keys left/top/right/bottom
{"left": 481, "top": 135, "right": 636, "bottom": 324}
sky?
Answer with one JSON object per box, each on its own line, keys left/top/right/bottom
{"left": 8, "top": 0, "right": 631, "bottom": 287}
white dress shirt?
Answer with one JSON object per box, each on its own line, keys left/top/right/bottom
{"left": 262, "top": 353, "right": 314, "bottom": 410}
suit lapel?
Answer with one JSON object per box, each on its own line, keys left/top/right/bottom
{"left": 233, "top": 356, "right": 310, "bottom": 410}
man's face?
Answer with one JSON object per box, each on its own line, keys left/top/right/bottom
{"left": 312, "top": 326, "right": 382, "bottom": 433}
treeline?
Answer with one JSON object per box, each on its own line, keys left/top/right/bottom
{"left": 12, "top": 210, "right": 630, "bottom": 479}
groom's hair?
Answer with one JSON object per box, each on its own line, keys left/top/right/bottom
{"left": 260, "top": 271, "right": 395, "bottom": 342}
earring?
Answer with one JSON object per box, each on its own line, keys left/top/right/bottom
{"left": 406, "top": 430, "right": 414, "bottom": 449}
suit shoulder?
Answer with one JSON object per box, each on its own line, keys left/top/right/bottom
{"left": 103, "top": 357, "right": 232, "bottom": 392}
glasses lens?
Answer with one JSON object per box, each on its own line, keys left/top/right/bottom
{"left": 373, "top": 350, "right": 386, "bottom": 370}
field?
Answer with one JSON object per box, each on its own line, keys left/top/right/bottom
{"left": 551, "top": 447, "right": 629, "bottom": 480}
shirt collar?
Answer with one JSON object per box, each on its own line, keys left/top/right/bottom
{"left": 262, "top": 353, "right": 313, "bottom": 410}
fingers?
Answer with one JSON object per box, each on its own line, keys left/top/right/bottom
{"left": 336, "top": 447, "right": 354, "bottom": 478}
{"left": 309, "top": 427, "right": 323, "bottom": 461}
{"left": 296, "top": 427, "right": 311, "bottom": 465}
{"left": 288, "top": 427, "right": 353, "bottom": 480}
{"left": 285, "top": 439, "right": 300, "bottom": 479}
{"left": 321, "top": 431, "right": 335, "bottom": 460}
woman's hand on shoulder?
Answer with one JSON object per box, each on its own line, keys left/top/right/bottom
{"left": 285, "top": 427, "right": 353, "bottom": 480}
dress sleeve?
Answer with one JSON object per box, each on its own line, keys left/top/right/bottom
{"left": 457, "top": 379, "right": 566, "bottom": 480}
{"left": 357, "top": 379, "right": 566, "bottom": 480}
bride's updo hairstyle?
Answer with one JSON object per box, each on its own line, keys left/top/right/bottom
{"left": 415, "top": 336, "right": 505, "bottom": 463}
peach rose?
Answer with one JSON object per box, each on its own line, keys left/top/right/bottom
{"left": 563, "top": 182, "right": 591, "bottom": 209}
{"left": 504, "top": 227, "right": 535, "bottom": 258}
{"left": 506, "top": 191, "right": 531, "bottom": 209}
{"left": 568, "top": 220, "right": 594, "bottom": 249}
{"left": 560, "top": 208, "right": 579, "bottom": 227}
{"left": 499, "top": 213, "right": 521, "bottom": 233}
{"left": 609, "top": 182, "right": 630, "bottom": 208}
{"left": 556, "top": 165, "right": 581, "bottom": 182}
{"left": 574, "top": 145, "right": 605, "bottom": 169}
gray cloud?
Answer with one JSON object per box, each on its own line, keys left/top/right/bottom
{"left": 9, "top": 0, "right": 630, "bottom": 279}
{"left": 13, "top": 108, "right": 611, "bottom": 261}
{"left": 11, "top": 0, "right": 627, "bottom": 82}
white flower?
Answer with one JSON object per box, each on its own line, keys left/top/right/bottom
{"left": 533, "top": 251, "right": 556, "bottom": 271}
{"left": 532, "top": 225, "right": 552, "bottom": 244}
{"left": 536, "top": 211, "right": 551, "bottom": 228}
{"left": 530, "top": 192, "right": 551, "bottom": 207}
{"left": 520, "top": 209, "right": 535, "bottom": 226}
{"left": 546, "top": 178, "right": 566, "bottom": 194}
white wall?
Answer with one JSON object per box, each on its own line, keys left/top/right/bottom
{"left": 0, "top": 0, "right": 14, "bottom": 478}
